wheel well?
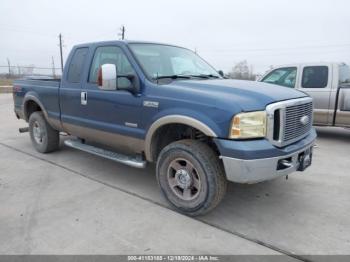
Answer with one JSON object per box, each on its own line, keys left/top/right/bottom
{"left": 149, "top": 123, "right": 219, "bottom": 162}
{"left": 25, "top": 100, "right": 42, "bottom": 121}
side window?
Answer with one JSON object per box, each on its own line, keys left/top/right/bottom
{"left": 339, "top": 65, "right": 350, "bottom": 84}
{"left": 67, "top": 47, "right": 88, "bottom": 83}
{"left": 302, "top": 66, "right": 328, "bottom": 88}
{"left": 262, "top": 67, "right": 297, "bottom": 88}
{"left": 89, "top": 46, "right": 135, "bottom": 88}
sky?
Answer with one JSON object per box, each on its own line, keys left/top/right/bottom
{"left": 1, "top": 0, "right": 350, "bottom": 75}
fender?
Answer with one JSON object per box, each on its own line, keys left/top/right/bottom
{"left": 144, "top": 114, "right": 217, "bottom": 161}
{"left": 23, "top": 93, "right": 48, "bottom": 121}
{"left": 23, "top": 93, "right": 62, "bottom": 130}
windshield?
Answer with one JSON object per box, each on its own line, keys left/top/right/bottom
{"left": 339, "top": 64, "right": 350, "bottom": 84}
{"left": 129, "top": 43, "right": 220, "bottom": 80}
{"left": 261, "top": 67, "right": 297, "bottom": 88}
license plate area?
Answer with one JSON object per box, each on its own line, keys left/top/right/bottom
{"left": 297, "top": 146, "right": 313, "bottom": 171}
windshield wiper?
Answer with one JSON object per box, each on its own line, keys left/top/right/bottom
{"left": 152, "top": 74, "right": 220, "bottom": 82}
{"left": 189, "top": 74, "right": 220, "bottom": 79}
{"left": 153, "top": 75, "right": 192, "bottom": 80}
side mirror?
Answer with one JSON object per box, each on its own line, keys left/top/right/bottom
{"left": 98, "top": 64, "right": 117, "bottom": 90}
{"left": 120, "top": 74, "right": 141, "bottom": 94}
{"left": 218, "top": 70, "right": 224, "bottom": 77}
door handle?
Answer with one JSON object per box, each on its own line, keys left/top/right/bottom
{"left": 81, "top": 91, "right": 87, "bottom": 105}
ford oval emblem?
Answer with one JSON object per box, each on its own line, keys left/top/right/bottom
{"left": 300, "top": 115, "right": 309, "bottom": 125}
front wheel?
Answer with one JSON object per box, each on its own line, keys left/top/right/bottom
{"left": 29, "top": 111, "right": 59, "bottom": 153}
{"left": 156, "top": 139, "right": 227, "bottom": 216}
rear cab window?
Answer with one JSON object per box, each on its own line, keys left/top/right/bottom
{"left": 67, "top": 47, "right": 89, "bottom": 83}
{"left": 261, "top": 67, "right": 297, "bottom": 88}
{"left": 301, "top": 66, "right": 328, "bottom": 88}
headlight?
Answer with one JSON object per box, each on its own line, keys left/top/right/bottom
{"left": 229, "top": 111, "right": 266, "bottom": 139}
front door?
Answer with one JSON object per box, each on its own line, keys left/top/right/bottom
{"left": 297, "top": 64, "right": 332, "bottom": 125}
{"left": 80, "top": 45, "right": 144, "bottom": 154}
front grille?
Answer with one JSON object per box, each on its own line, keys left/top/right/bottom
{"left": 284, "top": 102, "right": 313, "bottom": 142}
{"left": 266, "top": 97, "right": 313, "bottom": 147}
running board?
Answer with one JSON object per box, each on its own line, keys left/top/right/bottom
{"left": 64, "top": 139, "right": 146, "bottom": 168}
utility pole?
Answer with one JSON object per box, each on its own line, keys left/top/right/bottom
{"left": 119, "top": 25, "right": 125, "bottom": 40}
{"left": 6, "top": 58, "right": 11, "bottom": 77}
{"left": 51, "top": 56, "right": 56, "bottom": 78}
{"left": 58, "top": 33, "right": 64, "bottom": 74}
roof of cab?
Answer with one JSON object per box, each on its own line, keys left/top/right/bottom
{"left": 271, "top": 62, "right": 347, "bottom": 68}
{"left": 72, "top": 40, "right": 186, "bottom": 49}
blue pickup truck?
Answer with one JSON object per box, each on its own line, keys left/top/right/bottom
{"left": 13, "top": 41, "right": 316, "bottom": 216}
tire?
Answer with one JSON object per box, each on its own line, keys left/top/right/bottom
{"left": 156, "top": 139, "right": 227, "bottom": 216}
{"left": 29, "top": 111, "right": 59, "bottom": 153}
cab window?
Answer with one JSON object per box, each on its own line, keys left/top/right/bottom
{"left": 302, "top": 66, "right": 328, "bottom": 88}
{"left": 261, "top": 67, "right": 297, "bottom": 88}
{"left": 89, "top": 46, "right": 135, "bottom": 88}
{"left": 67, "top": 47, "right": 88, "bottom": 83}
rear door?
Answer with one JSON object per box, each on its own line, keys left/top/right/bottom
{"left": 60, "top": 46, "right": 89, "bottom": 132}
{"left": 297, "top": 64, "right": 332, "bottom": 125}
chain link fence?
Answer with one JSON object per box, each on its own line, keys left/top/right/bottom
{"left": 0, "top": 65, "right": 62, "bottom": 80}
{"left": 0, "top": 65, "right": 62, "bottom": 93}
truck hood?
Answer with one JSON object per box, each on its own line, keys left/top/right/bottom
{"left": 166, "top": 79, "right": 308, "bottom": 111}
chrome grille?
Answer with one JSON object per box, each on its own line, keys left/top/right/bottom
{"left": 266, "top": 97, "right": 313, "bottom": 147}
{"left": 284, "top": 102, "right": 313, "bottom": 141}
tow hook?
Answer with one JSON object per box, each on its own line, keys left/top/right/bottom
{"left": 19, "top": 127, "right": 29, "bottom": 133}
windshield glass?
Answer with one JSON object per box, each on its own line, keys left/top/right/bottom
{"left": 261, "top": 67, "right": 297, "bottom": 88}
{"left": 129, "top": 43, "right": 220, "bottom": 80}
{"left": 339, "top": 64, "right": 350, "bottom": 84}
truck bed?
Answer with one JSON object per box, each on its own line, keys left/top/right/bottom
{"left": 13, "top": 78, "right": 61, "bottom": 124}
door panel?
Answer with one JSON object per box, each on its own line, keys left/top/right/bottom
{"left": 80, "top": 45, "right": 144, "bottom": 153}
{"left": 297, "top": 64, "right": 332, "bottom": 125}
{"left": 79, "top": 87, "right": 143, "bottom": 137}
{"left": 59, "top": 47, "right": 90, "bottom": 132}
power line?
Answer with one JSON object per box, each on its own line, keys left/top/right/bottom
{"left": 205, "top": 48, "right": 350, "bottom": 58}
{"left": 0, "top": 24, "right": 75, "bottom": 40}
{"left": 0, "top": 65, "right": 61, "bottom": 70}
{"left": 203, "top": 43, "right": 350, "bottom": 53}
{"left": 0, "top": 25, "right": 58, "bottom": 38}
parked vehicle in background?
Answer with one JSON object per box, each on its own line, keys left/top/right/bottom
{"left": 13, "top": 41, "right": 316, "bottom": 216}
{"left": 260, "top": 63, "right": 350, "bottom": 127}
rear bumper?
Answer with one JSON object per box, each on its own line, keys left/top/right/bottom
{"left": 215, "top": 129, "right": 317, "bottom": 184}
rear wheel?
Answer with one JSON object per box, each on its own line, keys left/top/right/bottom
{"left": 156, "top": 139, "right": 227, "bottom": 216}
{"left": 29, "top": 112, "right": 59, "bottom": 153}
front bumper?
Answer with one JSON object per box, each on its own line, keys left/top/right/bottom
{"left": 215, "top": 129, "right": 316, "bottom": 184}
